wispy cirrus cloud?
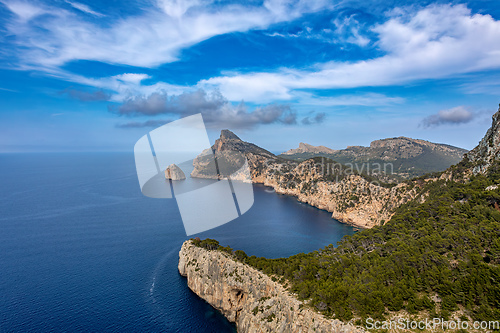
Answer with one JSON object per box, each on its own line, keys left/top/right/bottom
{"left": 0, "top": 86, "right": 18, "bottom": 93}
{"left": 0, "top": 0, "right": 332, "bottom": 70}
{"left": 1, "top": 1, "right": 46, "bottom": 21}
{"left": 332, "top": 14, "right": 370, "bottom": 47}
{"left": 264, "top": 13, "right": 371, "bottom": 47}
{"left": 61, "top": 88, "right": 111, "bottom": 102}
{"left": 116, "top": 119, "right": 171, "bottom": 129}
{"left": 295, "top": 92, "right": 405, "bottom": 107}
{"left": 200, "top": 4, "right": 500, "bottom": 102}
{"left": 64, "top": 0, "right": 105, "bottom": 17}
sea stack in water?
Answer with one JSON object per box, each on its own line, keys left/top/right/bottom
{"left": 165, "top": 164, "right": 186, "bottom": 180}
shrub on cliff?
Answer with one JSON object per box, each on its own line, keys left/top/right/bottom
{"left": 191, "top": 238, "right": 220, "bottom": 251}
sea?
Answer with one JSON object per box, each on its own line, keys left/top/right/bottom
{"left": 0, "top": 153, "right": 355, "bottom": 332}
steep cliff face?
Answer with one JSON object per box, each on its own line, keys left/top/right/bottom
{"left": 191, "top": 129, "right": 276, "bottom": 179}
{"left": 253, "top": 159, "right": 423, "bottom": 228}
{"left": 465, "top": 105, "right": 500, "bottom": 174}
{"left": 192, "top": 130, "right": 422, "bottom": 228}
{"left": 178, "top": 240, "right": 366, "bottom": 333}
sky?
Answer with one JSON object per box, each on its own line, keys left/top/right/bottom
{"left": 1, "top": 0, "right": 500, "bottom": 152}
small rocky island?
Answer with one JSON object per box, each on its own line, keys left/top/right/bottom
{"left": 165, "top": 163, "right": 186, "bottom": 180}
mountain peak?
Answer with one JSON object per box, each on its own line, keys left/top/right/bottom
{"left": 211, "top": 130, "right": 275, "bottom": 158}
{"left": 220, "top": 129, "right": 241, "bottom": 141}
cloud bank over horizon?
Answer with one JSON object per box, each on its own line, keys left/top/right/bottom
{"left": 109, "top": 89, "right": 324, "bottom": 129}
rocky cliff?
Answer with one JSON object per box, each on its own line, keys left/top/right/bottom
{"left": 464, "top": 104, "right": 500, "bottom": 174}
{"left": 178, "top": 240, "right": 365, "bottom": 333}
{"left": 165, "top": 163, "right": 186, "bottom": 180}
{"left": 191, "top": 130, "right": 276, "bottom": 180}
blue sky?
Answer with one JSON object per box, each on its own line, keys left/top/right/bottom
{"left": 1, "top": 0, "right": 500, "bottom": 152}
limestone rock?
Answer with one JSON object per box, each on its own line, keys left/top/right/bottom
{"left": 178, "top": 240, "right": 366, "bottom": 333}
{"left": 191, "top": 129, "right": 275, "bottom": 180}
{"left": 282, "top": 142, "right": 338, "bottom": 155}
{"left": 165, "top": 164, "right": 186, "bottom": 180}
{"left": 464, "top": 104, "right": 500, "bottom": 175}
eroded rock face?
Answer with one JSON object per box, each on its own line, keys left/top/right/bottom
{"left": 178, "top": 240, "right": 366, "bottom": 333}
{"left": 256, "top": 160, "right": 420, "bottom": 229}
{"left": 165, "top": 164, "right": 186, "bottom": 180}
{"left": 191, "top": 130, "right": 276, "bottom": 180}
{"left": 465, "top": 105, "right": 500, "bottom": 175}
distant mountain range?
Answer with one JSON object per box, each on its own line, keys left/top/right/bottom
{"left": 279, "top": 137, "right": 467, "bottom": 179}
{"left": 282, "top": 142, "right": 338, "bottom": 156}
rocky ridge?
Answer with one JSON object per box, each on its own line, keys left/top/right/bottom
{"left": 282, "top": 142, "right": 338, "bottom": 155}
{"left": 178, "top": 240, "right": 365, "bottom": 333}
{"left": 280, "top": 137, "right": 467, "bottom": 179}
{"left": 464, "top": 104, "right": 500, "bottom": 175}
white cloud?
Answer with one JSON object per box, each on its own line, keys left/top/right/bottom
{"left": 57, "top": 72, "right": 186, "bottom": 102}
{"left": 1, "top": 0, "right": 331, "bottom": 70}
{"left": 5, "top": 2, "right": 499, "bottom": 109}
{"left": 421, "top": 106, "right": 475, "bottom": 127}
{"left": 333, "top": 14, "right": 370, "bottom": 47}
{"left": 157, "top": 0, "right": 208, "bottom": 18}
{"left": 264, "top": 14, "right": 371, "bottom": 47}
{"left": 200, "top": 4, "right": 500, "bottom": 102}
{"left": 201, "top": 72, "right": 295, "bottom": 102}
{"left": 1, "top": 1, "right": 46, "bottom": 21}
{"left": 64, "top": 0, "right": 105, "bottom": 17}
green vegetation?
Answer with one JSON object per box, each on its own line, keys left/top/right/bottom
{"left": 279, "top": 142, "right": 466, "bottom": 181}
{"left": 193, "top": 162, "right": 500, "bottom": 324}
{"left": 297, "top": 157, "right": 397, "bottom": 188}
{"left": 191, "top": 238, "right": 222, "bottom": 251}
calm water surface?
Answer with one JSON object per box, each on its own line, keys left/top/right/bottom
{"left": 0, "top": 153, "right": 354, "bottom": 332}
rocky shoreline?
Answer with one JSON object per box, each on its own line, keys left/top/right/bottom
{"left": 191, "top": 130, "right": 425, "bottom": 228}
{"left": 250, "top": 161, "right": 422, "bottom": 229}
{"left": 178, "top": 240, "right": 366, "bottom": 333}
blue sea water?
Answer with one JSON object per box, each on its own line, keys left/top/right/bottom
{"left": 0, "top": 153, "right": 355, "bottom": 332}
